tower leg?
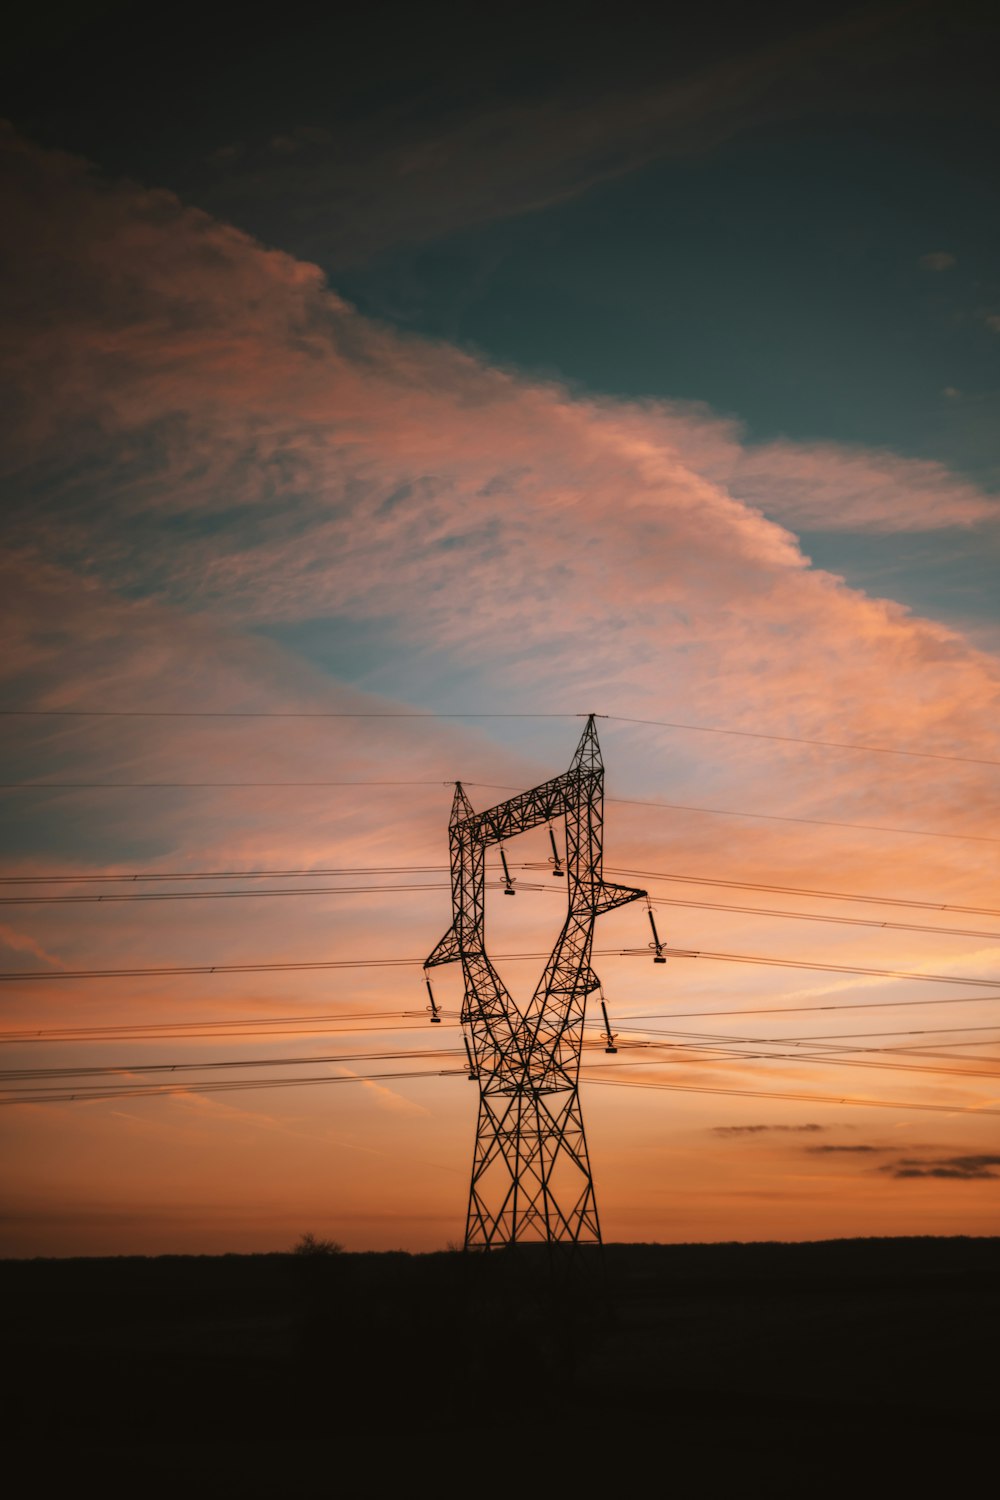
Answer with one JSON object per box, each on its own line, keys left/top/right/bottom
{"left": 465, "top": 1086, "right": 601, "bottom": 1250}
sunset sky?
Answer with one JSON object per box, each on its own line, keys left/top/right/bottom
{"left": 1, "top": 0, "right": 998, "bottom": 1255}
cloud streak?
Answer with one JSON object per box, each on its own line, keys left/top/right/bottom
{"left": 4, "top": 127, "right": 999, "bottom": 714}
{"left": 881, "top": 1154, "right": 1000, "bottom": 1180}
{"left": 194, "top": 6, "right": 938, "bottom": 266}
{"left": 807, "top": 1144, "right": 886, "bottom": 1154}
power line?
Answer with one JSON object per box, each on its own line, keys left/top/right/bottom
{"left": 0, "top": 711, "right": 586, "bottom": 718}
{"left": 583, "top": 1073, "right": 1000, "bottom": 1117}
{"left": 0, "top": 1008, "right": 431, "bottom": 1044}
{"left": 605, "top": 714, "right": 1000, "bottom": 768}
{"left": 5, "top": 706, "right": 996, "bottom": 767}
{"left": 0, "top": 1008, "right": 440, "bottom": 1044}
{"left": 641, "top": 893, "right": 1000, "bottom": 942}
{"left": 2, "top": 944, "right": 996, "bottom": 987}
{"left": 0, "top": 1045, "right": 465, "bottom": 1082}
{"left": 0, "top": 780, "right": 454, "bottom": 790}
{"left": 0, "top": 711, "right": 581, "bottom": 720}
{"left": 7, "top": 1004, "right": 999, "bottom": 1050}
{"left": 0, "top": 1066, "right": 468, "bottom": 1106}
{"left": 605, "top": 1033, "right": 1000, "bottom": 1083}
{"left": 603, "top": 865, "right": 1000, "bottom": 919}
{"left": 0, "top": 881, "right": 452, "bottom": 905}
{"left": 6, "top": 998, "right": 997, "bottom": 1050}
{"left": 0, "top": 951, "right": 558, "bottom": 982}
{"left": 8, "top": 1034, "right": 999, "bottom": 1089}
{"left": 0, "top": 772, "right": 992, "bottom": 839}
{"left": 651, "top": 947, "right": 1000, "bottom": 989}
{"left": 614, "top": 991, "right": 1000, "bottom": 1022}
{"left": 3, "top": 1059, "right": 994, "bottom": 1116}
{"left": 5, "top": 858, "right": 997, "bottom": 920}
{"left": 617, "top": 1029, "right": 1000, "bottom": 1073}
{"left": 617, "top": 1021, "right": 1000, "bottom": 1048}
{"left": 1, "top": 1006, "right": 423, "bottom": 1034}
{"left": 851, "top": 1034, "right": 1000, "bottom": 1051}
{"left": 9, "top": 1012, "right": 994, "bottom": 1051}
{"left": 608, "top": 794, "right": 1000, "bottom": 844}
{"left": 0, "top": 1021, "right": 454, "bottom": 1045}
{"left": 3, "top": 876, "right": 994, "bottom": 943}
{"left": 0, "top": 864, "right": 449, "bottom": 885}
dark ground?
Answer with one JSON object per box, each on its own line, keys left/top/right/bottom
{"left": 3, "top": 1237, "right": 997, "bottom": 1482}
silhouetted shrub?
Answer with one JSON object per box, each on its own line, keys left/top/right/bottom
{"left": 292, "top": 1232, "right": 343, "bottom": 1256}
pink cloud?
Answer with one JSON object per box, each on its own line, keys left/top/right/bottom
{"left": 0, "top": 924, "right": 65, "bottom": 967}
{"left": 4, "top": 129, "right": 998, "bottom": 849}
{"left": 700, "top": 434, "right": 999, "bottom": 533}
{"left": 3, "top": 129, "right": 999, "bottom": 922}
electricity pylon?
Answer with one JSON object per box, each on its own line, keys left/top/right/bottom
{"left": 425, "top": 715, "right": 646, "bottom": 1250}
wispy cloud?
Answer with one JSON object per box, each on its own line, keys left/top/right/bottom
{"left": 806, "top": 1144, "right": 887, "bottom": 1154}
{"left": 3, "top": 128, "right": 999, "bottom": 933}
{"left": 0, "top": 924, "right": 65, "bottom": 967}
{"left": 881, "top": 1154, "right": 1000, "bottom": 1180}
{"left": 196, "top": 7, "right": 930, "bottom": 266}
{"left": 715, "top": 438, "right": 1000, "bottom": 534}
{"left": 918, "top": 251, "right": 957, "bottom": 272}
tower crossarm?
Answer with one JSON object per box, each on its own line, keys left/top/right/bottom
{"left": 460, "top": 770, "right": 585, "bottom": 848}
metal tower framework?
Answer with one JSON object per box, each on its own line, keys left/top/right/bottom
{"left": 425, "top": 716, "right": 646, "bottom": 1249}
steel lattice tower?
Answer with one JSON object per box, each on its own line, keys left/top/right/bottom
{"left": 425, "top": 716, "right": 646, "bottom": 1249}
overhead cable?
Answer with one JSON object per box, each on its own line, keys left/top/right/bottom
{"left": 0, "top": 1066, "right": 467, "bottom": 1106}
{"left": 4, "top": 706, "right": 996, "bottom": 767}
{"left": 605, "top": 714, "right": 1000, "bottom": 768}
{"left": 1, "top": 945, "right": 996, "bottom": 987}
{"left": 4, "top": 859, "right": 997, "bottom": 920}
{"left": 1, "top": 877, "right": 994, "bottom": 942}
{"left": 583, "top": 1073, "right": 1000, "bottom": 1116}
{"left": 0, "top": 774, "right": 991, "bottom": 839}
{"left": 2, "top": 1061, "right": 995, "bottom": 1116}
{"left": 614, "top": 991, "right": 1000, "bottom": 1022}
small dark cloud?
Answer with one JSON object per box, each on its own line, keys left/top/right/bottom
{"left": 807, "top": 1144, "right": 886, "bottom": 1154}
{"left": 712, "top": 1123, "right": 826, "bottom": 1136}
{"left": 900, "top": 1154, "right": 1000, "bottom": 1171}
{"left": 892, "top": 1168, "right": 995, "bottom": 1180}
{"left": 880, "top": 1153, "right": 1000, "bottom": 1182}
